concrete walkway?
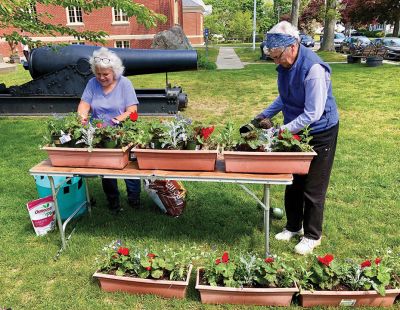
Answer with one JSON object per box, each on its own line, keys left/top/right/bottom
{"left": 0, "top": 62, "right": 17, "bottom": 74}
{"left": 216, "top": 47, "right": 244, "bottom": 69}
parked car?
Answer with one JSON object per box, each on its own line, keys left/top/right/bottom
{"left": 300, "top": 34, "right": 315, "bottom": 48}
{"left": 340, "top": 36, "right": 371, "bottom": 54}
{"left": 334, "top": 32, "right": 345, "bottom": 51}
{"left": 372, "top": 37, "right": 400, "bottom": 61}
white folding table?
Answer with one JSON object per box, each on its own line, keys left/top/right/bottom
{"left": 30, "top": 159, "right": 292, "bottom": 256}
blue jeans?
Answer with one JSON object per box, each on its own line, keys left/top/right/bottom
{"left": 102, "top": 179, "right": 141, "bottom": 203}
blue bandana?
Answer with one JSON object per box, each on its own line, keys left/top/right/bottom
{"left": 266, "top": 33, "right": 297, "bottom": 49}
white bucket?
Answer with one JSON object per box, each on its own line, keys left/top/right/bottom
{"left": 26, "top": 195, "right": 56, "bottom": 236}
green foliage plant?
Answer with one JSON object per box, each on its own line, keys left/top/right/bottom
{"left": 202, "top": 251, "right": 298, "bottom": 288}
{"left": 96, "top": 240, "right": 197, "bottom": 281}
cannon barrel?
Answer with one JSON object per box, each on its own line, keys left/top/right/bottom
{"left": 28, "top": 45, "right": 198, "bottom": 79}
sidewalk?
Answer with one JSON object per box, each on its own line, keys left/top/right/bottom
{"left": 0, "top": 62, "right": 17, "bottom": 74}
{"left": 216, "top": 47, "right": 244, "bottom": 69}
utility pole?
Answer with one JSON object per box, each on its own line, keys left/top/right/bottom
{"left": 252, "top": 0, "right": 257, "bottom": 50}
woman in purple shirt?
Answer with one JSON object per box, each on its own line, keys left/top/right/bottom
{"left": 78, "top": 47, "right": 140, "bottom": 214}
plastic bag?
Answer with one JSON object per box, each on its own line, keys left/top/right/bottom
{"left": 144, "top": 179, "right": 187, "bottom": 217}
{"left": 26, "top": 195, "right": 56, "bottom": 236}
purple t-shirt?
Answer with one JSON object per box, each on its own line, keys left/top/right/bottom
{"left": 81, "top": 76, "right": 139, "bottom": 125}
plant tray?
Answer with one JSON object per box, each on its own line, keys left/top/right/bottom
{"left": 133, "top": 149, "right": 218, "bottom": 171}
{"left": 223, "top": 151, "right": 317, "bottom": 174}
{"left": 93, "top": 265, "right": 192, "bottom": 299}
{"left": 195, "top": 268, "right": 298, "bottom": 306}
{"left": 42, "top": 145, "right": 132, "bottom": 169}
{"left": 299, "top": 288, "right": 400, "bottom": 307}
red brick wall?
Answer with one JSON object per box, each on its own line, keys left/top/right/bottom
{"left": 183, "top": 12, "right": 204, "bottom": 45}
{"left": 0, "top": 0, "right": 181, "bottom": 58}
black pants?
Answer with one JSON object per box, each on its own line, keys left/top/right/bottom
{"left": 102, "top": 179, "right": 141, "bottom": 204}
{"left": 284, "top": 122, "right": 339, "bottom": 240}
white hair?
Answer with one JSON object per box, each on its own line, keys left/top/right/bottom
{"left": 89, "top": 47, "right": 125, "bottom": 79}
{"left": 269, "top": 21, "right": 300, "bottom": 41}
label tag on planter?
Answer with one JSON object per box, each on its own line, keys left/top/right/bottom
{"left": 59, "top": 131, "right": 71, "bottom": 144}
{"left": 339, "top": 299, "right": 356, "bottom": 307}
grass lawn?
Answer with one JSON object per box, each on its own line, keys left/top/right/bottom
{"left": 0, "top": 61, "right": 399, "bottom": 309}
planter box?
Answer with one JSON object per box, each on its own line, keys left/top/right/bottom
{"left": 42, "top": 145, "right": 132, "bottom": 169}
{"left": 195, "top": 268, "right": 298, "bottom": 306}
{"left": 133, "top": 149, "right": 218, "bottom": 171}
{"left": 93, "top": 265, "right": 192, "bottom": 299}
{"left": 223, "top": 151, "right": 317, "bottom": 174}
{"left": 300, "top": 288, "right": 400, "bottom": 307}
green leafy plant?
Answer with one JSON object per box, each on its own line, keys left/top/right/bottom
{"left": 201, "top": 251, "right": 298, "bottom": 288}
{"left": 272, "top": 127, "right": 314, "bottom": 152}
{"left": 96, "top": 240, "right": 198, "bottom": 281}
{"left": 300, "top": 252, "right": 400, "bottom": 296}
{"left": 216, "top": 122, "right": 240, "bottom": 151}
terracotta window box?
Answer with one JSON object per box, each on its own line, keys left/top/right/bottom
{"left": 42, "top": 145, "right": 132, "bottom": 170}
{"left": 93, "top": 264, "right": 192, "bottom": 299}
{"left": 223, "top": 151, "right": 317, "bottom": 174}
{"left": 299, "top": 288, "right": 400, "bottom": 307}
{"left": 195, "top": 268, "right": 298, "bottom": 306}
{"left": 133, "top": 149, "right": 218, "bottom": 171}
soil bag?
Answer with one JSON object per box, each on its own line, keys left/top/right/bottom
{"left": 26, "top": 196, "right": 56, "bottom": 236}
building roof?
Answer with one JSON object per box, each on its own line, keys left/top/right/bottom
{"left": 182, "top": 0, "right": 206, "bottom": 10}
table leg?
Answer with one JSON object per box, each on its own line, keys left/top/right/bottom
{"left": 238, "top": 184, "right": 271, "bottom": 256}
{"left": 263, "top": 184, "right": 270, "bottom": 257}
{"left": 49, "top": 176, "right": 66, "bottom": 250}
{"left": 84, "top": 177, "right": 92, "bottom": 215}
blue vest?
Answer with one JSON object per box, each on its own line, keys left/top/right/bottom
{"left": 277, "top": 44, "right": 339, "bottom": 133}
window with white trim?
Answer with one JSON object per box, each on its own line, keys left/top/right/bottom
{"left": 67, "top": 7, "right": 83, "bottom": 24}
{"left": 115, "top": 40, "right": 130, "bottom": 48}
{"left": 113, "top": 7, "right": 128, "bottom": 23}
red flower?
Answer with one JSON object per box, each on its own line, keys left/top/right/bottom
{"left": 147, "top": 253, "right": 156, "bottom": 259}
{"left": 145, "top": 266, "right": 151, "bottom": 271}
{"left": 117, "top": 247, "right": 129, "bottom": 256}
{"left": 293, "top": 134, "right": 301, "bottom": 141}
{"left": 264, "top": 257, "right": 274, "bottom": 263}
{"left": 215, "top": 258, "right": 221, "bottom": 265}
{"left": 361, "top": 260, "right": 372, "bottom": 268}
{"left": 129, "top": 111, "right": 138, "bottom": 122}
{"left": 200, "top": 126, "right": 214, "bottom": 140}
{"left": 375, "top": 257, "right": 381, "bottom": 265}
{"left": 81, "top": 118, "right": 88, "bottom": 125}
{"left": 318, "top": 254, "right": 334, "bottom": 266}
{"left": 221, "top": 251, "right": 229, "bottom": 263}
{"left": 96, "top": 122, "right": 103, "bottom": 128}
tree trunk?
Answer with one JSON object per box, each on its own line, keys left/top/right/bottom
{"left": 291, "top": 0, "right": 300, "bottom": 28}
{"left": 319, "top": 0, "right": 336, "bottom": 51}
{"left": 393, "top": 18, "right": 400, "bottom": 37}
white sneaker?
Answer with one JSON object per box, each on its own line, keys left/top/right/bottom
{"left": 294, "top": 237, "right": 321, "bottom": 255}
{"left": 275, "top": 228, "right": 304, "bottom": 241}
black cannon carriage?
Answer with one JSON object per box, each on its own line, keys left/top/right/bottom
{"left": 0, "top": 45, "right": 198, "bottom": 115}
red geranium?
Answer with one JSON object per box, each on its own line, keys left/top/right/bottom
{"left": 221, "top": 251, "right": 229, "bottom": 263}
{"left": 147, "top": 253, "right": 156, "bottom": 259}
{"left": 361, "top": 260, "right": 372, "bottom": 268}
{"left": 96, "top": 122, "right": 103, "bottom": 128}
{"left": 375, "top": 257, "right": 381, "bottom": 265}
{"left": 318, "top": 254, "right": 334, "bottom": 266}
{"left": 200, "top": 126, "right": 214, "bottom": 140}
{"left": 145, "top": 266, "right": 151, "bottom": 271}
{"left": 293, "top": 134, "right": 301, "bottom": 141}
{"left": 117, "top": 247, "right": 129, "bottom": 256}
{"left": 264, "top": 257, "right": 274, "bottom": 263}
{"left": 129, "top": 111, "right": 138, "bottom": 122}
{"left": 215, "top": 258, "right": 221, "bottom": 265}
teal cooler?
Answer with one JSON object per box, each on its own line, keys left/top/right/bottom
{"left": 34, "top": 175, "right": 87, "bottom": 220}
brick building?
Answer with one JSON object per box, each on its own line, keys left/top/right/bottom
{"left": 182, "top": 0, "right": 208, "bottom": 45}
{"left": 0, "top": 0, "right": 186, "bottom": 58}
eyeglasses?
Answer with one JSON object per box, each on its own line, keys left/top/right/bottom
{"left": 268, "top": 47, "right": 287, "bottom": 60}
{"left": 94, "top": 57, "right": 111, "bottom": 64}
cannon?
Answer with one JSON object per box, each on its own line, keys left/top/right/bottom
{"left": 0, "top": 44, "right": 198, "bottom": 115}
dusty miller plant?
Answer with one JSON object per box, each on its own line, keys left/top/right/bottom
{"left": 160, "top": 114, "right": 192, "bottom": 149}
{"left": 76, "top": 122, "right": 97, "bottom": 151}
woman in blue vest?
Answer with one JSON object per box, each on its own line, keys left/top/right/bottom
{"left": 256, "top": 21, "right": 339, "bottom": 255}
{"left": 78, "top": 47, "right": 141, "bottom": 214}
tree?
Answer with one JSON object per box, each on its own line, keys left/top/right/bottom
{"left": 0, "top": 0, "right": 166, "bottom": 49}
{"left": 228, "top": 11, "right": 253, "bottom": 41}
{"left": 340, "top": 0, "right": 400, "bottom": 36}
{"left": 291, "top": 0, "right": 300, "bottom": 27}
{"left": 319, "top": 0, "right": 336, "bottom": 51}
{"left": 299, "top": 0, "right": 325, "bottom": 34}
